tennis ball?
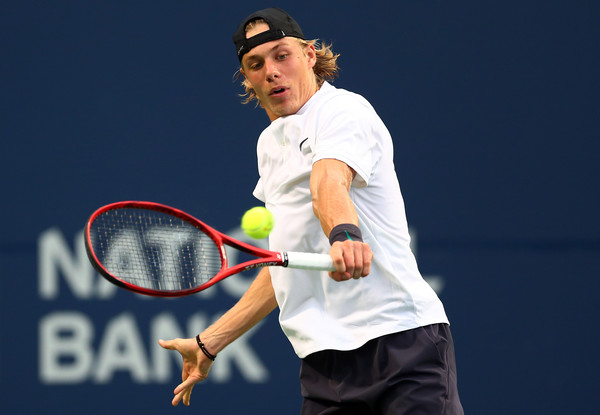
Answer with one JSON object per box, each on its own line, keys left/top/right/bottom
{"left": 241, "top": 207, "right": 274, "bottom": 239}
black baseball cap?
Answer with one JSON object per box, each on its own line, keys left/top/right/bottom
{"left": 232, "top": 7, "right": 305, "bottom": 62}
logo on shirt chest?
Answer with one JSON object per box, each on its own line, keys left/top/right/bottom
{"left": 298, "top": 137, "right": 309, "bottom": 151}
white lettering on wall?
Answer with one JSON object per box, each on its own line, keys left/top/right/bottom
{"left": 38, "top": 310, "right": 268, "bottom": 385}
{"left": 38, "top": 228, "right": 117, "bottom": 300}
{"left": 93, "top": 313, "right": 150, "bottom": 383}
{"left": 39, "top": 312, "right": 94, "bottom": 383}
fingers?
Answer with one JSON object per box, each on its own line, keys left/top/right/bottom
{"left": 172, "top": 390, "right": 184, "bottom": 407}
{"left": 183, "top": 386, "right": 193, "bottom": 406}
{"left": 172, "top": 376, "right": 199, "bottom": 406}
{"left": 172, "top": 383, "right": 195, "bottom": 406}
{"left": 329, "top": 240, "right": 373, "bottom": 281}
{"left": 159, "top": 338, "right": 206, "bottom": 407}
{"left": 158, "top": 339, "right": 175, "bottom": 350}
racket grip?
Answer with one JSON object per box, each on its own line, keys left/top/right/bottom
{"left": 284, "top": 252, "right": 336, "bottom": 271}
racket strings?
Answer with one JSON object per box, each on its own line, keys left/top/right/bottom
{"left": 89, "top": 208, "right": 223, "bottom": 291}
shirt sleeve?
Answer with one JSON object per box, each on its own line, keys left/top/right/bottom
{"left": 311, "top": 94, "right": 378, "bottom": 188}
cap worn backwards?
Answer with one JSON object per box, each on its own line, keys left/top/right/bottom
{"left": 232, "top": 7, "right": 305, "bottom": 62}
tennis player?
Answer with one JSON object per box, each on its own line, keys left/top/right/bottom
{"left": 159, "top": 8, "right": 464, "bottom": 414}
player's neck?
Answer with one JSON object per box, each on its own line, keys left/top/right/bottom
{"left": 265, "top": 84, "right": 321, "bottom": 122}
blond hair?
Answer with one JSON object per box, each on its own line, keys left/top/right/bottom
{"left": 236, "top": 20, "right": 340, "bottom": 105}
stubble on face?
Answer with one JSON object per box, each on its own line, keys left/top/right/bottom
{"left": 241, "top": 23, "right": 318, "bottom": 121}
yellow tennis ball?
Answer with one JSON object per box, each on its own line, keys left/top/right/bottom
{"left": 241, "top": 207, "right": 274, "bottom": 239}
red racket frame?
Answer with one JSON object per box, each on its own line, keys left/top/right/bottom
{"left": 84, "top": 201, "right": 285, "bottom": 297}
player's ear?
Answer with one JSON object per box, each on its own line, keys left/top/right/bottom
{"left": 304, "top": 43, "right": 317, "bottom": 69}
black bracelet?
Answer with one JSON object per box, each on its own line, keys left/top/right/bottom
{"left": 196, "top": 335, "right": 216, "bottom": 361}
{"left": 328, "top": 223, "right": 363, "bottom": 245}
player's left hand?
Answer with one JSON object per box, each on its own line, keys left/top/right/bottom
{"left": 329, "top": 239, "right": 373, "bottom": 281}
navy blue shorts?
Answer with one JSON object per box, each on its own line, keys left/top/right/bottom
{"left": 299, "top": 324, "right": 464, "bottom": 415}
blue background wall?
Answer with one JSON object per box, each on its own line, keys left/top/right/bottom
{"left": 1, "top": 1, "right": 598, "bottom": 413}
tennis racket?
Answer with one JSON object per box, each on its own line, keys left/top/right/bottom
{"left": 84, "top": 201, "right": 335, "bottom": 297}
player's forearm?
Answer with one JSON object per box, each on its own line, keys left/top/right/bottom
{"left": 310, "top": 159, "right": 359, "bottom": 235}
{"left": 199, "top": 267, "right": 277, "bottom": 355}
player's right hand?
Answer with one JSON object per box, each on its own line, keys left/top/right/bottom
{"left": 158, "top": 337, "right": 214, "bottom": 406}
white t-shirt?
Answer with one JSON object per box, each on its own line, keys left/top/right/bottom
{"left": 253, "top": 82, "right": 448, "bottom": 358}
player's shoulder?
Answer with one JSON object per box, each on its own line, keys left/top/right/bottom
{"left": 318, "top": 82, "right": 368, "bottom": 103}
{"left": 314, "top": 82, "right": 374, "bottom": 116}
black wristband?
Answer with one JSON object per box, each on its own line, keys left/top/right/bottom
{"left": 196, "top": 335, "right": 216, "bottom": 361}
{"left": 328, "top": 223, "right": 363, "bottom": 245}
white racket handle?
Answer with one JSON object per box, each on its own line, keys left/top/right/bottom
{"left": 283, "top": 252, "right": 336, "bottom": 271}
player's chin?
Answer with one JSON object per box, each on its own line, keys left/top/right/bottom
{"left": 270, "top": 102, "right": 298, "bottom": 118}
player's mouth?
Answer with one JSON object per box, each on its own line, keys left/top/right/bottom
{"left": 269, "top": 87, "right": 287, "bottom": 96}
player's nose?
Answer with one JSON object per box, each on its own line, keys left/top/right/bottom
{"left": 265, "top": 59, "right": 280, "bottom": 80}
